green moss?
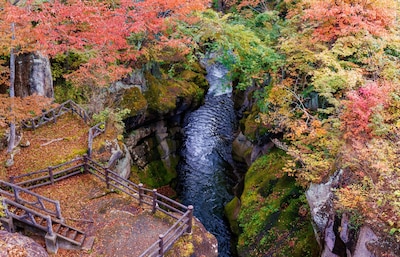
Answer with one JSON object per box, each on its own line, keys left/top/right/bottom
{"left": 144, "top": 73, "right": 204, "bottom": 113}
{"left": 242, "top": 110, "right": 269, "bottom": 142}
{"left": 120, "top": 87, "right": 147, "bottom": 116}
{"left": 237, "top": 149, "right": 319, "bottom": 257}
{"left": 136, "top": 159, "right": 177, "bottom": 188}
{"left": 225, "top": 196, "right": 241, "bottom": 235}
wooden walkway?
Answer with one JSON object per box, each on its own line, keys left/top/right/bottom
{"left": 7, "top": 155, "right": 194, "bottom": 256}
{"left": 2, "top": 100, "right": 193, "bottom": 256}
{"left": 0, "top": 180, "right": 93, "bottom": 253}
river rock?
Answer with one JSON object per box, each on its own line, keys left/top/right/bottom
{"left": 0, "top": 231, "right": 49, "bottom": 257}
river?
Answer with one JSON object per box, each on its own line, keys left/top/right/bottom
{"left": 178, "top": 59, "right": 238, "bottom": 257}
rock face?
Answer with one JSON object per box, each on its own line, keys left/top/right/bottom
{"left": 167, "top": 217, "right": 219, "bottom": 257}
{"left": 0, "top": 231, "right": 49, "bottom": 257}
{"left": 125, "top": 119, "right": 181, "bottom": 188}
{"left": 15, "top": 52, "right": 54, "bottom": 98}
{"left": 306, "top": 171, "right": 400, "bottom": 257}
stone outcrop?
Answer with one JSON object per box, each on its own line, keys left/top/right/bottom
{"left": 125, "top": 119, "right": 181, "bottom": 188}
{"left": 15, "top": 52, "right": 54, "bottom": 98}
{"left": 306, "top": 170, "right": 400, "bottom": 257}
{"left": 0, "top": 231, "right": 49, "bottom": 257}
{"left": 167, "top": 217, "right": 219, "bottom": 257}
{"left": 106, "top": 140, "right": 133, "bottom": 179}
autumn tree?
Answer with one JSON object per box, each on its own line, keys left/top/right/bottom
{"left": 0, "top": 0, "right": 209, "bottom": 153}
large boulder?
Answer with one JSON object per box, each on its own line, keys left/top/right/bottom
{"left": 15, "top": 52, "right": 53, "bottom": 98}
{"left": 0, "top": 231, "right": 48, "bottom": 257}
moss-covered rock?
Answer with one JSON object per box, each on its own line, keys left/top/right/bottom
{"left": 233, "top": 149, "right": 319, "bottom": 257}
{"left": 120, "top": 87, "right": 148, "bottom": 116}
{"left": 137, "top": 159, "right": 177, "bottom": 188}
{"left": 144, "top": 73, "right": 204, "bottom": 114}
{"left": 225, "top": 196, "right": 241, "bottom": 236}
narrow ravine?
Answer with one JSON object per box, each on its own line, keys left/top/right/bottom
{"left": 178, "top": 59, "right": 238, "bottom": 257}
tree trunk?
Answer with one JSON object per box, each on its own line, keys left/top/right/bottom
{"left": 7, "top": 22, "right": 16, "bottom": 153}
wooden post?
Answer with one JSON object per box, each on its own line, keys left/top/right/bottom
{"left": 55, "top": 201, "right": 63, "bottom": 222}
{"left": 152, "top": 189, "right": 157, "bottom": 214}
{"left": 87, "top": 129, "right": 93, "bottom": 158}
{"left": 13, "top": 187, "right": 19, "bottom": 203}
{"left": 105, "top": 168, "right": 110, "bottom": 189}
{"left": 83, "top": 154, "right": 88, "bottom": 173}
{"left": 138, "top": 183, "right": 144, "bottom": 205}
{"left": 187, "top": 205, "right": 194, "bottom": 234}
{"left": 158, "top": 234, "right": 164, "bottom": 256}
{"left": 52, "top": 109, "right": 56, "bottom": 123}
{"left": 48, "top": 166, "right": 54, "bottom": 185}
{"left": 46, "top": 216, "right": 54, "bottom": 237}
{"left": 31, "top": 118, "right": 35, "bottom": 130}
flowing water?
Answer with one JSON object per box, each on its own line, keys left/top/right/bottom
{"left": 178, "top": 59, "right": 237, "bottom": 256}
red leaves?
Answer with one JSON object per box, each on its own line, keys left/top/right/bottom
{"left": 340, "top": 81, "right": 392, "bottom": 142}
{"left": 0, "top": 0, "right": 209, "bottom": 86}
{"left": 303, "top": 0, "right": 396, "bottom": 42}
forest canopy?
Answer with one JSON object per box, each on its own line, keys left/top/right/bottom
{"left": 0, "top": 0, "right": 399, "bottom": 243}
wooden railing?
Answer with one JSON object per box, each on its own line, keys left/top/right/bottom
{"left": 8, "top": 155, "right": 194, "bottom": 257}
{"left": 9, "top": 157, "right": 85, "bottom": 189}
{"left": 0, "top": 180, "right": 63, "bottom": 221}
{"left": 20, "top": 100, "right": 106, "bottom": 158}
{"left": 21, "top": 100, "right": 89, "bottom": 129}
{"left": 2, "top": 198, "right": 55, "bottom": 237}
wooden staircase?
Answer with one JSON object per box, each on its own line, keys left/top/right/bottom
{"left": 0, "top": 188, "right": 94, "bottom": 253}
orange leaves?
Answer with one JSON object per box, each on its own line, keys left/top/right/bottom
{"left": 0, "top": 94, "right": 53, "bottom": 127}
{"left": 303, "top": 0, "right": 396, "bottom": 42}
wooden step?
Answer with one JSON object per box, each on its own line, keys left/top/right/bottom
{"left": 53, "top": 223, "right": 62, "bottom": 233}
{"left": 81, "top": 236, "right": 95, "bottom": 250}
{"left": 67, "top": 230, "right": 78, "bottom": 240}
{"left": 59, "top": 226, "right": 69, "bottom": 236}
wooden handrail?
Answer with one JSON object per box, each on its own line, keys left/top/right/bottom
{"left": 0, "top": 180, "right": 63, "bottom": 220}
{"left": 21, "top": 100, "right": 90, "bottom": 130}
{"left": 2, "top": 198, "right": 54, "bottom": 237}
{"left": 10, "top": 155, "right": 194, "bottom": 256}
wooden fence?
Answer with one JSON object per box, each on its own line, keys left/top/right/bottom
{"left": 9, "top": 155, "right": 194, "bottom": 257}
{"left": 20, "top": 100, "right": 105, "bottom": 158}
{"left": 21, "top": 100, "right": 89, "bottom": 129}
{"left": 9, "top": 157, "right": 85, "bottom": 189}
{"left": 0, "top": 180, "right": 63, "bottom": 221}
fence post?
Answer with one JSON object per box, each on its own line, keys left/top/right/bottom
{"left": 105, "top": 168, "right": 110, "bottom": 189}
{"left": 55, "top": 201, "right": 63, "bottom": 222}
{"left": 187, "top": 205, "right": 194, "bottom": 234}
{"left": 152, "top": 189, "right": 157, "bottom": 214}
{"left": 9, "top": 176, "right": 14, "bottom": 184}
{"left": 52, "top": 109, "right": 56, "bottom": 123}
{"left": 158, "top": 234, "right": 164, "bottom": 256}
{"left": 87, "top": 128, "right": 93, "bottom": 158}
{"left": 83, "top": 154, "right": 88, "bottom": 173}
{"left": 13, "top": 187, "right": 20, "bottom": 203}
{"left": 138, "top": 183, "right": 144, "bottom": 205}
{"left": 48, "top": 166, "right": 54, "bottom": 185}
{"left": 31, "top": 118, "right": 35, "bottom": 130}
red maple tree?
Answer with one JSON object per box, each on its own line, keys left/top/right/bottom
{"left": 303, "top": 0, "right": 396, "bottom": 42}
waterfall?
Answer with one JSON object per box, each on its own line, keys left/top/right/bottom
{"left": 178, "top": 57, "right": 237, "bottom": 256}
